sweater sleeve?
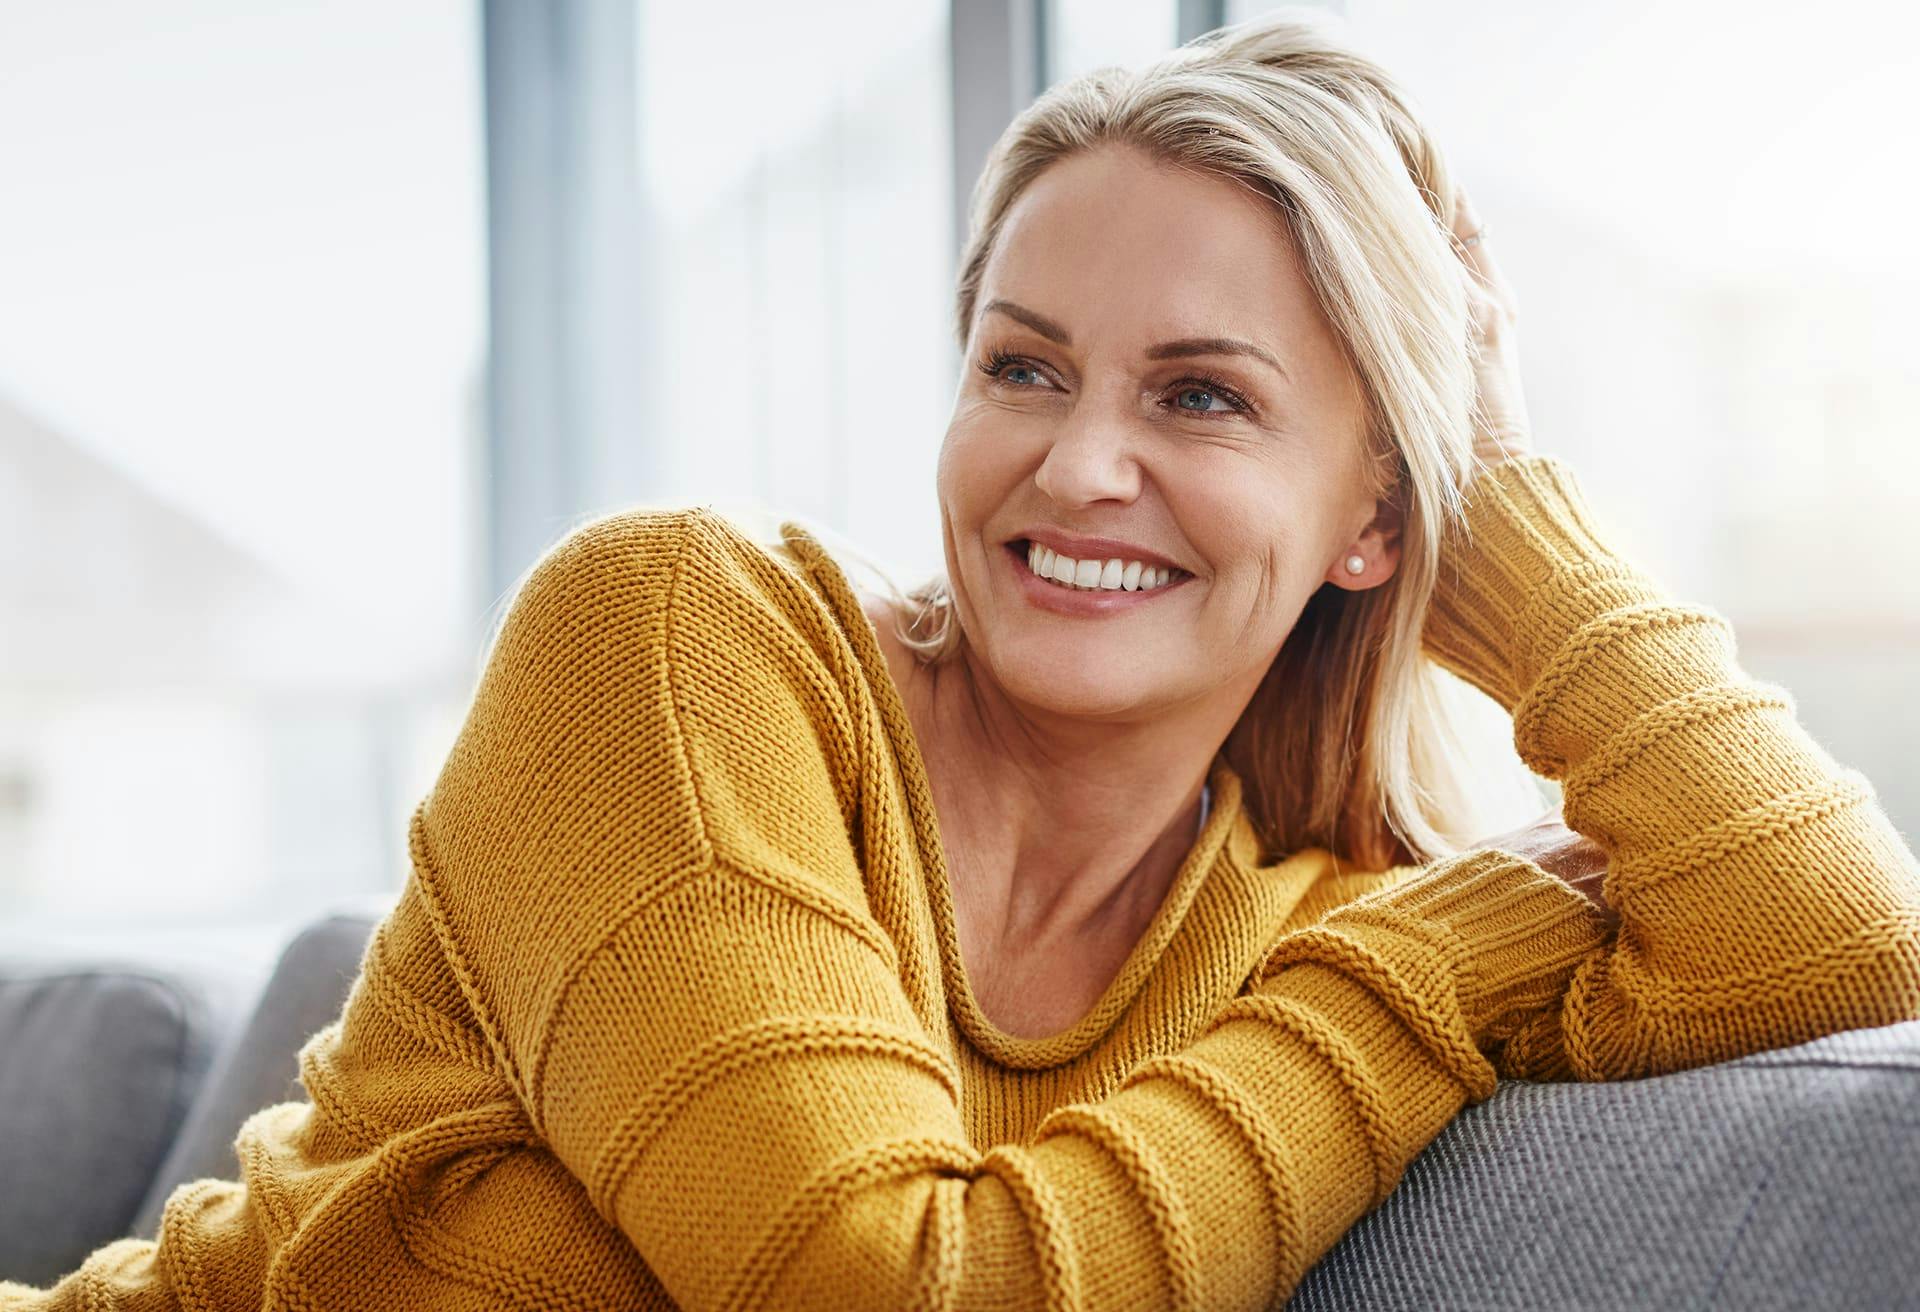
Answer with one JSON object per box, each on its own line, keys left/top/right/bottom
{"left": 1407, "top": 454, "right": 1920, "bottom": 1081}
{"left": 412, "top": 506, "right": 1612, "bottom": 1311}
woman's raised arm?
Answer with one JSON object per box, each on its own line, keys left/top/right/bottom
{"left": 1412, "top": 454, "right": 1920, "bottom": 1080}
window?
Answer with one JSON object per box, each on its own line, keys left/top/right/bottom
{"left": 1230, "top": 0, "right": 1920, "bottom": 830}
{"left": 0, "top": 0, "right": 485, "bottom": 958}
{"left": 632, "top": 0, "right": 955, "bottom": 588}
{"left": 1046, "top": 0, "right": 1179, "bottom": 82}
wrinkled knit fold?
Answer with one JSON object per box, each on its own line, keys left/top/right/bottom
{"left": 7, "top": 454, "right": 1919, "bottom": 1310}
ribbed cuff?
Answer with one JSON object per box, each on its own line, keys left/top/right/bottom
{"left": 1377, "top": 849, "right": 1611, "bottom": 1042}
{"left": 1423, "top": 455, "right": 1670, "bottom": 711}
{"left": 1281, "top": 849, "right": 1612, "bottom": 1055}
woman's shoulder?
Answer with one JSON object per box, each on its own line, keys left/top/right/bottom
{"left": 455, "top": 498, "right": 870, "bottom": 827}
{"left": 648, "top": 505, "right": 921, "bottom": 672}
{"left": 517, "top": 502, "right": 917, "bottom": 724}
{"left": 420, "top": 506, "right": 876, "bottom": 1034}
{"left": 522, "top": 503, "right": 823, "bottom": 627}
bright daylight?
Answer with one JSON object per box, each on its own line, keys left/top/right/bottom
{"left": 2, "top": 1, "right": 1917, "bottom": 1307}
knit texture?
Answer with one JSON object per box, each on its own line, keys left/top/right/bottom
{"left": 6, "top": 454, "right": 1917, "bottom": 1310}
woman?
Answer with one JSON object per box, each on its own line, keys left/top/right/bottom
{"left": 8, "top": 10, "right": 1918, "bottom": 1310}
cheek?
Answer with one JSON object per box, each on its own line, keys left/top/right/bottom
{"left": 1185, "top": 480, "right": 1294, "bottom": 574}
{"left": 1187, "top": 493, "right": 1313, "bottom": 620}
{"left": 936, "top": 417, "right": 985, "bottom": 493}
{"left": 1256, "top": 542, "right": 1290, "bottom": 615}
{"left": 938, "top": 415, "right": 1029, "bottom": 509}
{"left": 1233, "top": 539, "right": 1294, "bottom": 617}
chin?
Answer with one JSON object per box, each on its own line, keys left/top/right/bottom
{"left": 981, "top": 638, "right": 1177, "bottom": 720}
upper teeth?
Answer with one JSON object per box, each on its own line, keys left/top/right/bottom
{"left": 1026, "top": 541, "right": 1178, "bottom": 592}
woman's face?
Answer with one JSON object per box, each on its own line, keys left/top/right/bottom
{"left": 937, "top": 141, "right": 1400, "bottom": 723}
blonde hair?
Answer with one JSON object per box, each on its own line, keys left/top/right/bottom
{"left": 867, "top": 5, "right": 1547, "bottom": 870}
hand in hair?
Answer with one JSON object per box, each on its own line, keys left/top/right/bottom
{"left": 1451, "top": 185, "right": 1533, "bottom": 467}
{"left": 1473, "top": 805, "right": 1619, "bottom": 935}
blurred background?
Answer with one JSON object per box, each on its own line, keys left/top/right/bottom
{"left": 2, "top": 0, "right": 1915, "bottom": 976}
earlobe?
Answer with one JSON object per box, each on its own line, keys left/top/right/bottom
{"left": 1328, "top": 549, "right": 1377, "bottom": 589}
{"left": 1325, "top": 546, "right": 1367, "bottom": 588}
{"left": 1328, "top": 496, "right": 1404, "bottom": 589}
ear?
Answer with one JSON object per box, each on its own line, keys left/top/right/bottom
{"left": 1324, "top": 494, "right": 1404, "bottom": 590}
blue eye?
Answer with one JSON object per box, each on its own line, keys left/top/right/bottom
{"left": 977, "top": 350, "right": 1045, "bottom": 388}
{"left": 1168, "top": 372, "right": 1254, "bottom": 416}
{"left": 1175, "top": 386, "right": 1232, "bottom": 413}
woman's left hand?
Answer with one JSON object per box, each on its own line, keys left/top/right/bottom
{"left": 1450, "top": 185, "right": 1533, "bottom": 467}
{"left": 1474, "top": 805, "right": 1619, "bottom": 935}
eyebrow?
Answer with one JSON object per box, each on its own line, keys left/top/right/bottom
{"left": 981, "top": 298, "right": 1290, "bottom": 383}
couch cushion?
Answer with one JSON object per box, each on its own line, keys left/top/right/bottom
{"left": 1289, "top": 1018, "right": 1920, "bottom": 1310}
{"left": 130, "top": 913, "right": 379, "bottom": 1238}
{"left": 0, "top": 967, "right": 218, "bottom": 1286}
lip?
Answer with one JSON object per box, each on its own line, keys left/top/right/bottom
{"left": 1011, "top": 528, "right": 1184, "bottom": 574}
{"left": 1003, "top": 539, "right": 1191, "bottom": 615}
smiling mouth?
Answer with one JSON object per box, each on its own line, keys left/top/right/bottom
{"left": 1005, "top": 539, "right": 1191, "bottom": 593}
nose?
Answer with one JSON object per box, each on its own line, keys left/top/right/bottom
{"left": 1032, "top": 405, "right": 1143, "bottom": 508}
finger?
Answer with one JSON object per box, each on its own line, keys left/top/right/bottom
{"left": 1449, "top": 185, "right": 1494, "bottom": 283}
{"left": 1450, "top": 185, "right": 1519, "bottom": 319}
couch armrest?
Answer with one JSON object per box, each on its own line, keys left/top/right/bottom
{"left": 1288, "top": 1018, "right": 1920, "bottom": 1310}
{"left": 0, "top": 967, "right": 220, "bottom": 1286}
{"left": 129, "top": 913, "right": 380, "bottom": 1239}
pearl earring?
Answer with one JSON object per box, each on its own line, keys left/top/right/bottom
{"left": 1344, "top": 554, "right": 1365, "bottom": 576}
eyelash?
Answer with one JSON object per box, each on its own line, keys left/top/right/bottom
{"left": 975, "top": 348, "right": 1259, "bottom": 418}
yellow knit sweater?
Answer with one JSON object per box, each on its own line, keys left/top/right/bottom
{"left": 7, "top": 455, "right": 1919, "bottom": 1310}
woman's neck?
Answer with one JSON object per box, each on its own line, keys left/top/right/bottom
{"left": 889, "top": 622, "right": 1247, "bottom": 951}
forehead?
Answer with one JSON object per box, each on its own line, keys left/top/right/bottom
{"left": 983, "top": 144, "right": 1322, "bottom": 344}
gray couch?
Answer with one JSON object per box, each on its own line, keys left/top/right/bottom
{"left": 3, "top": 916, "right": 1916, "bottom": 1308}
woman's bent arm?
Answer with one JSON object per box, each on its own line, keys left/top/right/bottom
{"left": 1414, "top": 455, "right": 1920, "bottom": 1081}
